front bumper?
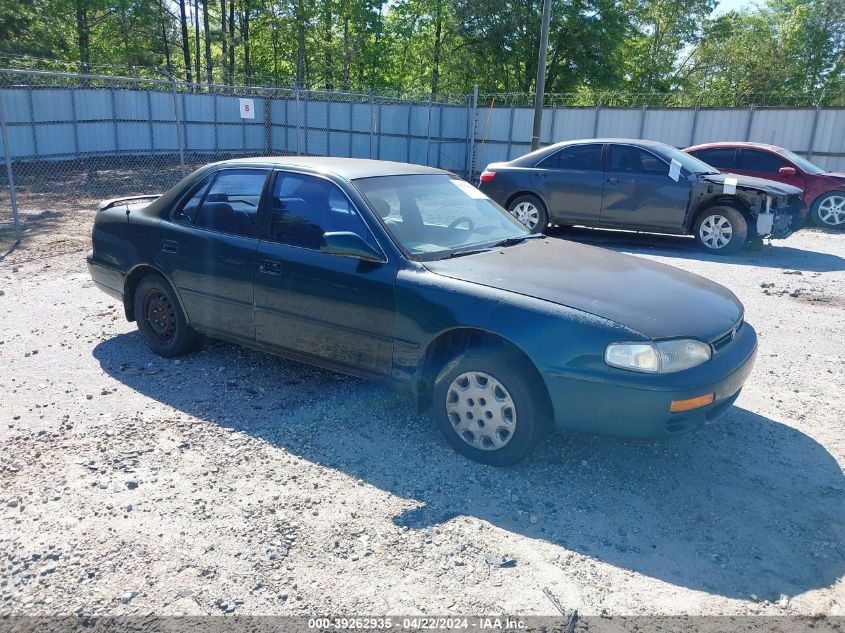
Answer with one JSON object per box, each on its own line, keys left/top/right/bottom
{"left": 545, "top": 322, "right": 758, "bottom": 439}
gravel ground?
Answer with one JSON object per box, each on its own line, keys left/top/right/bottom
{"left": 1, "top": 203, "right": 844, "bottom": 619}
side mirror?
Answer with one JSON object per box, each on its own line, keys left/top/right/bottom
{"left": 320, "top": 231, "right": 384, "bottom": 262}
{"left": 779, "top": 166, "right": 797, "bottom": 177}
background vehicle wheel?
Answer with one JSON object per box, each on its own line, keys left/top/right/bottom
{"left": 810, "top": 191, "right": 845, "bottom": 229}
{"left": 133, "top": 274, "right": 202, "bottom": 357}
{"left": 693, "top": 206, "right": 748, "bottom": 254}
{"left": 507, "top": 194, "right": 549, "bottom": 232}
{"left": 432, "top": 347, "right": 551, "bottom": 466}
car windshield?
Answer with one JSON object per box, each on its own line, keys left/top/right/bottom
{"left": 776, "top": 148, "right": 826, "bottom": 175}
{"left": 658, "top": 145, "right": 720, "bottom": 175}
{"left": 353, "top": 174, "right": 532, "bottom": 260}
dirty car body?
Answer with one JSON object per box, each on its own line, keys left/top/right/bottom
{"left": 478, "top": 139, "right": 803, "bottom": 251}
{"left": 87, "top": 157, "right": 758, "bottom": 464}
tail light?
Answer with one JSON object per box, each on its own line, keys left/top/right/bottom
{"left": 479, "top": 170, "right": 496, "bottom": 184}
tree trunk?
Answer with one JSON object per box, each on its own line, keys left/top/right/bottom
{"left": 295, "top": 0, "right": 306, "bottom": 88}
{"left": 159, "top": 0, "right": 172, "bottom": 71}
{"left": 178, "top": 0, "right": 193, "bottom": 83}
{"left": 228, "top": 0, "right": 235, "bottom": 83}
{"left": 342, "top": 13, "right": 350, "bottom": 91}
{"left": 220, "top": 0, "right": 228, "bottom": 83}
{"left": 194, "top": 0, "right": 201, "bottom": 86}
{"left": 431, "top": 0, "right": 443, "bottom": 98}
{"left": 322, "top": 0, "right": 333, "bottom": 89}
{"left": 75, "top": 0, "right": 90, "bottom": 72}
{"left": 242, "top": 0, "right": 251, "bottom": 84}
{"left": 202, "top": 0, "right": 212, "bottom": 84}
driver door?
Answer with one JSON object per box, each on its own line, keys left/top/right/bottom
{"left": 253, "top": 170, "right": 397, "bottom": 377}
{"left": 600, "top": 144, "right": 691, "bottom": 232}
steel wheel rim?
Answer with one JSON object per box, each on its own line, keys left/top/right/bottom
{"left": 143, "top": 290, "right": 177, "bottom": 344}
{"left": 512, "top": 201, "right": 540, "bottom": 230}
{"left": 699, "top": 214, "right": 733, "bottom": 249}
{"left": 818, "top": 195, "right": 845, "bottom": 226}
{"left": 445, "top": 371, "right": 517, "bottom": 451}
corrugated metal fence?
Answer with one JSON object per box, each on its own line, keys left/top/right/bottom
{"left": 1, "top": 67, "right": 844, "bottom": 244}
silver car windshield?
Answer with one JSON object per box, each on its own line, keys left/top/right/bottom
{"left": 353, "top": 174, "right": 531, "bottom": 260}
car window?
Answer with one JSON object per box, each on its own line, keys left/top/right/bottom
{"left": 269, "top": 172, "right": 378, "bottom": 251}
{"left": 355, "top": 174, "right": 529, "bottom": 260}
{"left": 690, "top": 148, "right": 738, "bottom": 170}
{"left": 609, "top": 145, "right": 667, "bottom": 175}
{"left": 538, "top": 144, "right": 602, "bottom": 171}
{"left": 739, "top": 149, "right": 788, "bottom": 173}
{"left": 174, "top": 169, "right": 267, "bottom": 237}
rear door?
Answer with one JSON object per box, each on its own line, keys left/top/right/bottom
{"left": 599, "top": 144, "right": 690, "bottom": 232}
{"left": 253, "top": 170, "right": 397, "bottom": 377}
{"left": 687, "top": 147, "right": 739, "bottom": 173}
{"left": 533, "top": 143, "right": 604, "bottom": 223}
{"left": 158, "top": 168, "right": 268, "bottom": 341}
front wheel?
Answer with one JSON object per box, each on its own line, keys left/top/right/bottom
{"left": 810, "top": 191, "right": 845, "bottom": 229}
{"left": 432, "top": 347, "right": 551, "bottom": 466}
{"left": 507, "top": 194, "right": 549, "bottom": 233}
{"left": 134, "top": 274, "right": 202, "bottom": 357}
{"left": 693, "top": 206, "right": 748, "bottom": 254}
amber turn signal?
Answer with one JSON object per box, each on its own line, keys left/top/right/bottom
{"left": 669, "top": 393, "right": 715, "bottom": 413}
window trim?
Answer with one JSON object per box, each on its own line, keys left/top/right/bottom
{"left": 738, "top": 148, "right": 789, "bottom": 173}
{"left": 606, "top": 143, "right": 678, "bottom": 177}
{"left": 264, "top": 168, "right": 389, "bottom": 263}
{"left": 535, "top": 143, "right": 604, "bottom": 171}
{"left": 691, "top": 147, "right": 739, "bottom": 170}
{"left": 169, "top": 167, "right": 271, "bottom": 239}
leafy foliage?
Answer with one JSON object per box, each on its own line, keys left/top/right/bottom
{"left": 0, "top": 0, "right": 842, "bottom": 103}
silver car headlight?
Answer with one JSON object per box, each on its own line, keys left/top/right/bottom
{"left": 605, "top": 339, "right": 712, "bottom": 374}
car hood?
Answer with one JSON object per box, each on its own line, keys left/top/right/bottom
{"left": 821, "top": 172, "right": 845, "bottom": 181}
{"left": 424, "top": 238, "right": 743, "bottom": 341}
{"left": 702, "top": 173, "right": 802, "bottom": 196}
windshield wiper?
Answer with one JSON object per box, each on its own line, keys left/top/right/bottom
{"left": 439, "top": 247, "right": 494, "bottom": 259}
{"left": 492, "top": 233, "right": 544, "bottom": 248}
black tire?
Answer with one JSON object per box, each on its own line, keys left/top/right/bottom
{"left": 693, "top": 206, "right": 748, "bottom": 254}
{"left": 133, "top": 274, "right": 202, "bottom": 358}
{"left": 431, "top": 347, "right": 551, "bottom": 466}
{"left": 507, "top": 194, "right": 549, "bottom": 233}
{"left": 810, "top": 191, "right": 845, "bottom": 230}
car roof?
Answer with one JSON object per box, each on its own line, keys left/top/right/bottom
{"left": 210, "top": 156, "right": 449, "bottom": 180}
{"left": 685, "top": 141, "right": 785, "bottom": 152}
{"left": 551, "top": 138, "right": 669, "bottom": 148}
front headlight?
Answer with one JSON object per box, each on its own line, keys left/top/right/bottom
{"left": 605, "top": 339, "right": 712, "bottom": 374}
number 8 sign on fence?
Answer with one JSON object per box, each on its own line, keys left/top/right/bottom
{"left": 239, "top": 98, "right": 255, "bottom": 119}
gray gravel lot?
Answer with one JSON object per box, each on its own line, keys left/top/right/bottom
{"left": 1, "top": 206, "right": 844, "bottom": 618}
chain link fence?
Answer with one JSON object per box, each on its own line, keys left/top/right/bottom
{"left": 2, "top": 66, "right": 845, "bottom": 252}
{"left": 0, "top": 68, "right": 474, "bottom": 252}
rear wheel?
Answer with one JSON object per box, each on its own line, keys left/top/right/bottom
{"left": 810, "top": 191, "right": 845, "bottom": 229}
{"left": 134, "top": 274, "right": 202, "bottom": 357}
{"left": 507, "top": 194, "right": 549, "bottom": 233}
{"left": 432, "top": 347, "right": 550, "bottom": 466}
{"left": 693, "top": 206, "right": 748, "bottom": 254}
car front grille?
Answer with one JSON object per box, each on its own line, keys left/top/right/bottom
{"left": 711, "top": 320, "right": 743, "bottom": 353}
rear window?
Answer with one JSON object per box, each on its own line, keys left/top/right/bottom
{"left": 537, "top": 144, "right": 602, "bottom": 171}
{"left": 690, "top": 148, "right": 738, "bottom": 170}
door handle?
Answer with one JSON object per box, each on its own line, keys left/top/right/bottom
{"left": 162, "top": 239, "right": 179, "bottom": 253}
{"left": 258, "top": 259, "right": 283, "bottom": 275}
{"left": 606, "top": 177, "right": 622, "bottom": 184}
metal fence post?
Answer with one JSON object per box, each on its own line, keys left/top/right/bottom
{"left": 296, "top": 89, "right": 302, "bottom": 156}
{"left": 807, "top": 103, "right": 822, "bottom": 160}
{"left": 689, "top": 98, "right": 700, "bottom": 146}
{"left": 593, "top": 98, "right": 602, "bottom": 138}
{"left": 744, "top": 104, "right": 756, "bottom": 141}
{"left": 638, "top": 104, "right": 648, "bottom": 139}
{"left": 466, "top": 85, "right": 479, "bottom": 180}
{"left": 161, "top": 68, "right": 186, "bottom": 176}
{"left": 0, "top": 91, "right": 22, "bottom": 243}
